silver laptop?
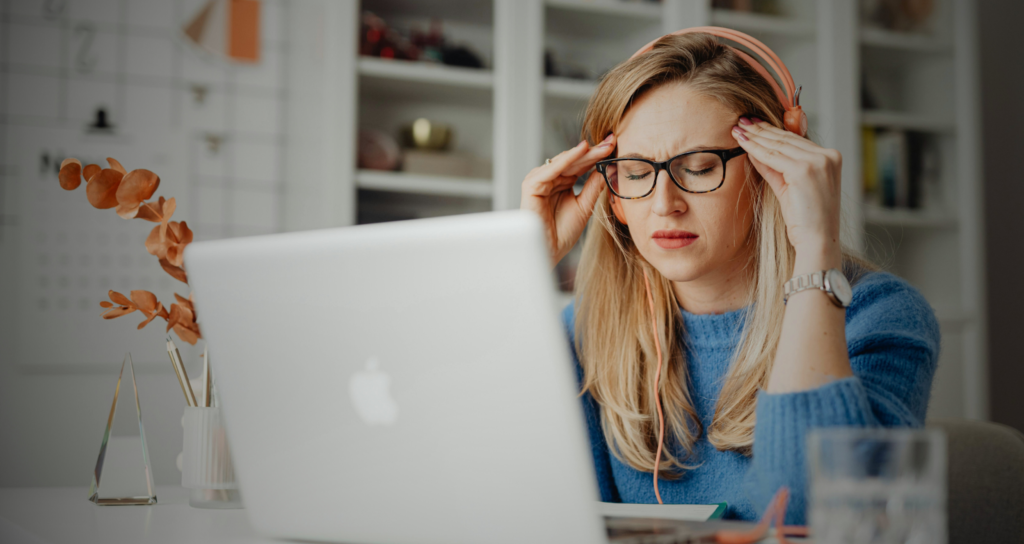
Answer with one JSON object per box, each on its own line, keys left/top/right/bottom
{"left": 185, "top": 210, "right": 608, "bottom": 544}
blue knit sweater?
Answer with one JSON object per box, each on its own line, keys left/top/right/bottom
{"left": 562, "top": 269, "right": 940, "bottom": 525}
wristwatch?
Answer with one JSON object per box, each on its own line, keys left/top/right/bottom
{"left": 783, "top": 268, "right": 852, "bottom": 308}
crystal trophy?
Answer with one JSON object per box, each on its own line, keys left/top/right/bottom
{"left": 88, "top": 353, "right": 157, "bottom": 505}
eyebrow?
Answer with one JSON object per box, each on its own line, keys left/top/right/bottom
{"left": 618, "top": 145, "right": 724, "bottom": 160}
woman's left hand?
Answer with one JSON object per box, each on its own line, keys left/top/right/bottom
{"left": 731, "top": 117, "right": 843, "bottom": 258}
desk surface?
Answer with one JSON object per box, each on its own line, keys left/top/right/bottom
{"left": 1, "top": 486, "right": 792, "bottom": 544}
{"left": 0, "top": 486, "right": 273, "bottom": 544}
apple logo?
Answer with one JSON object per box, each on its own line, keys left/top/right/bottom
{"left": 349, "top": 358, "right": 399, "bottom": 426}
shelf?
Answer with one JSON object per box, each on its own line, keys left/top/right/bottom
{"left": 545, "top": 0, "right": 661, "bottom": 20}
{"left": 860, "top": 27, "right": 952, "bottom": 53}
{"left": 863, "top": 203, "right": 957, "bottom": 228}
{"left": 355, "top": 170, "right": 492, "bottom": 198}
{"left": 358, "top": 57, "right": 493, "bottom": 89}
{"left": 361, "top": 0, "right": 494, "bottom": 26}
{"left": 544, "top": 77, "right": 598, "bottom": 101}
{"left": 861, "top": 110, "right": 955, "bottom": 133}
{"left": 358, "top": 57, "right": 493, "bottom": 108}
{"left": 710, "top": 9, "right": 816, "bottom": 38}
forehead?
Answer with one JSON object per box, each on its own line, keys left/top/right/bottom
{"left": 616, "top": 82, "right": 737, "bottom": 158}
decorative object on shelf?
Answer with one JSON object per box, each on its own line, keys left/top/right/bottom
{"left": 400, "top": 150, "right": 491, "bottom": 179}
{"left": 401, "top": 118, "right": 452, "bottom": 151}
{"left": 360, "top": 11, "right": 485, "bottom": 69}
{"left": 860, "top": 0, "right": 935, "bottom": 33}
{"left": 89, "top": 353, "right": 157, "bottom": 506}
{"left": 394, "top": 118, "right": 490, "bottom": 178}
{"left": 183, "top": 0, "right": 261, "bottom": 63}
{"left": 358, "top": 129, "right": 401, "bottom": 171}
{"left": 56, "top": 157, "right": 202, "bottom": 345}
{"left": 543, "top": 49, "right": 597, "bottom": 81}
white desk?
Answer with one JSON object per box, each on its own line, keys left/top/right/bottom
{"left": 0, "top": 486, "right": 794, "bottom": 544}
{"left": 0, "top": 486, "right": 274, "bottom": 544}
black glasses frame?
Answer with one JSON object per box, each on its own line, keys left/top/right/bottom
{"left": 595, "top": 147, "right": 747, "bottom": 199}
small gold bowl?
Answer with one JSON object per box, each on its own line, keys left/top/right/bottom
{"left": 401, "top": 118, "right": 452, "bottom": 150}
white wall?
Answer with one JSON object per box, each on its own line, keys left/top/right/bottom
{"left": 0, "top": 0, "right": 291, "bottom": 486}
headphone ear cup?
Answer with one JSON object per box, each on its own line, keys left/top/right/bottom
{"left": 610, "top": 194, "right": 627, "bottom": 224}
{"left": 784, "top": 106, "right": 808, "bottom": 137}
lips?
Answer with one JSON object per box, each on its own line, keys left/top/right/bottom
{"left": 651, "top": 230, "right": 698, "bottom": 249}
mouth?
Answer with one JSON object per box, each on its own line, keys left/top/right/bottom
{"left": 651, "top": 229, "right": 698, "bottom": 249}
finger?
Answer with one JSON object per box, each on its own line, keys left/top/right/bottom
{"left": 575, "top": 169, "right": 607, "bottom": 216}
{"left": 528, "top": 174, "right": 580, "bottom": 197}
{"left": 746, "top": 153, "right": 786, "bottom": 196}
{"left": 564, "top": 136, "right": 616, "bottom": 176}
{"left": 733, "top": 127, "right": 803, "bottom": 177}
{"left": 535, "top": 140, "right": 591, "bottom": 179}
{"left": 738, "top": 123, "right": 823, "bottom": 164}
{"left": 741, "top": 118, "right": 821, "bottom": 154}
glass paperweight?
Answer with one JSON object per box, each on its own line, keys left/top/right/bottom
{"left": 88, "top": 353, "right": 158, "bottom": 505}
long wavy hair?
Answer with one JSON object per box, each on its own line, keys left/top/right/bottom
{"left": 573, "top": 33, "right": 874, "bottom": 477}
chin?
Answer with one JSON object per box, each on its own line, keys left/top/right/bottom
{"left": 643, "top": 252, "right": 709, "bottom": 283}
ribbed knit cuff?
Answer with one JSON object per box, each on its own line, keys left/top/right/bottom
{"left": 754, "top": 376, "right": 875, "bottom": 471}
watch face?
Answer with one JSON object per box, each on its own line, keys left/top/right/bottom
{"left": 827, "top": 268, "right": 853, "bottom": 307}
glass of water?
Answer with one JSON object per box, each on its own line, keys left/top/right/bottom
{"left": 808, "top": 427, "right": 946, "bottom": 544}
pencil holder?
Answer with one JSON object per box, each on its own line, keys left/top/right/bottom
{"left": 182, "top": 406, "right": 243, "bottom": 509}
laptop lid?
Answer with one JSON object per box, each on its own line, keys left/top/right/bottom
{"left": 185, "top": 210, "right": 606, "bottom": 544}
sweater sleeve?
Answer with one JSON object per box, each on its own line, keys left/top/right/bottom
{"left": 744, "top": 271, "right": 941, "bottom": 525}
{"left": 562, "top": 302, "right": 621, "bottom": 503}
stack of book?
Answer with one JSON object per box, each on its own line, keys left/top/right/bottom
{"left": 861, "top": 127, "right": 940, "bottom": 210}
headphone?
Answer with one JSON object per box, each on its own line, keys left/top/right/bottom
{"left": 607, "top": 26, "right": 806, "bottom": 226}
{"left": 615, "top": 27, "right": 806, "bottom": 505}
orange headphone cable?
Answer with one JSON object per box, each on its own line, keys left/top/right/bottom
{"left": 642, "top": 268, "right": 666, "bottom": 505}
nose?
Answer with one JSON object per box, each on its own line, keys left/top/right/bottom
{"left": 649, "top": 169, "right": 688, "bottom": 217}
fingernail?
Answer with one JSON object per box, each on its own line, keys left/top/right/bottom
{"left": 577, "top": 140, "right": 588, "bottom": 148}
{"left": 751, "top": 117, "right": 763, "bottom": 124}
{"left": 601, "top": 134, "right": 614, "bottom": 144}
{"left": 739, "top": 117, "right": 753, "bottom": 126}
{"left": 733, "top": 128, "right": 749, "bottom": 142}
{"left": 733, "top": 125, "right": 746, "bottom": 133}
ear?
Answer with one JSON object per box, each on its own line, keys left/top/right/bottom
{"left": 610, "top": 194, "right": 627, "bottom": 224}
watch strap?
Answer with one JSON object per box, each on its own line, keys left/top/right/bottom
{"left": 784, "top": 270, "right": 826, "bottom": 304}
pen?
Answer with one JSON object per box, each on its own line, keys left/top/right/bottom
{"left": 168, "top": 336, "right": 198, "bottom": 407}
{"left": 167, "top": 339, "right": 194, "bottom": 407}
{"left": 202, "top": 345, "right": 211, "bottom": 408}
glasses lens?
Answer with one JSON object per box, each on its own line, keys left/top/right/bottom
{"left": 670, "top": 152, "right": 725, "bottom": 192}
{"left": 605, "top": 160, "right": 656, "bottom": 198}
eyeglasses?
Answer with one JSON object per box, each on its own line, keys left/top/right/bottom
{"left": 595, "top": 147, "right": 747, "bottom": 199}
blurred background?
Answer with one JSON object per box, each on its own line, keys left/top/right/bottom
{"left": 0, "top": 0, "right": 1020, "bottom": 488}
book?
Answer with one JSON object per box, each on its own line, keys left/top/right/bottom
{"left": 874, "top": 129, "right": 909, "bottom": 208}
{"left": 862, "top": 126, "right": 880, "bottom": 205}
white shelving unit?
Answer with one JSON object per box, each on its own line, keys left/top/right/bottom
{"left": 284, "top": 0, "right": 985, "bottom": 421}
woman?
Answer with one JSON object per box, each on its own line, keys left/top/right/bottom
{"left": 520, "top": 32, "right": 940, "bottom": 524}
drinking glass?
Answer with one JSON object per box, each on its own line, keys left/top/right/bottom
{"left": 808, "top": 427, "right": 946, "bottom": 544}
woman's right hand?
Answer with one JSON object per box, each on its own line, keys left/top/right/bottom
{"left": 520, "top": 133, "right": 616, "bottom": 265}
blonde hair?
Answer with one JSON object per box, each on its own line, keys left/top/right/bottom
{"left": 573, "top": 33, "right": 874, "bottom": 477}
